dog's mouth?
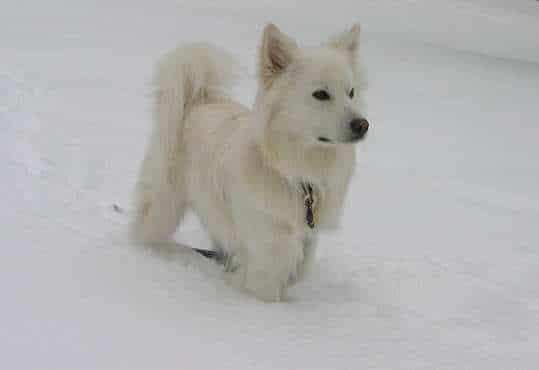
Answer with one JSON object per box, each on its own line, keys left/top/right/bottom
{"left": 317, "top": 137, "right": 332, "bottom": 143}
{"left": 318, "top": 136, "right": 367, "bottom": 144}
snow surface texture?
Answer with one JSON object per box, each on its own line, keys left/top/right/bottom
{"left": 2, "top": 0, "right": 539, "bottom": 369}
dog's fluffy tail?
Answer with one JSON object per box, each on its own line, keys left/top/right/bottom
{"left": 131, "top": 43, "right": 237, "bottom": 243}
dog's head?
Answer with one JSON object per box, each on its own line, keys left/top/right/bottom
{"left": 256, "top": 24, "right": 368, "bottom": 145}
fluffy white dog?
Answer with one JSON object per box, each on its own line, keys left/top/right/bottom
{"left": 131, "top": 24, "right": 369, "bottom": 301}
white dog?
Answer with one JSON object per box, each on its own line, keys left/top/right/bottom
{"left": 131, "top": 24, "right": 369, "bottom": 301}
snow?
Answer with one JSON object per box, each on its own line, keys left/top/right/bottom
{"left": 2, "top": 0, "right": 539, "bottom": 369}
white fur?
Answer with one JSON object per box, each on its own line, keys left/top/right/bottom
{"left": 131, "top": 25, "right": 367, "bottom": 301}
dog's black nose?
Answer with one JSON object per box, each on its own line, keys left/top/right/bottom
{"left": 350, "top": 118, "right": 369, "bottom": 139}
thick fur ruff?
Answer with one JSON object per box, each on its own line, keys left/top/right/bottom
{"left": 131, "top": 25, "right": 366, "bottom": 301}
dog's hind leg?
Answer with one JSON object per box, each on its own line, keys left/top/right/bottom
{"left": 130, "top": 128, "right": 188, "bottom": 244}
{"left": 130, "top": 43, "right": 237, "bottom": 245}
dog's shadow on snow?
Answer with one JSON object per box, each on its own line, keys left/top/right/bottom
{"left": 288, "top": 263, "right": 363, "bottom": 303}
{"left": 287, "top": 258, "right": 398, "bottom": 316}
{"left": 140, "top": 240, "right": 226, "bottom": 279}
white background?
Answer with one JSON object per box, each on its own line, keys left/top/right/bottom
{"left": 2, "top": 0, "right": 539, "bottom": 368}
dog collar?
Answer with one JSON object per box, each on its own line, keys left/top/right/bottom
{"left": 301, "top": 183, "right": 316, "bottom": 229}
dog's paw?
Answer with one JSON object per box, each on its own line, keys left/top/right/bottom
{"left": 240, "top": 268, "right": 287, "bottom": 302}
{"left": 244, "top": 279, "right": 286, "bottom": 302}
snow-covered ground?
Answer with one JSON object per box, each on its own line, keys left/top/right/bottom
{"left": 2, "top": 0, "right": 539, "bottom": 369}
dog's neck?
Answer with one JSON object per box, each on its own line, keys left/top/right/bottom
{"left": 251, "top": 127, "right": 355, "bottom": 231}
{"left": 258, "top": 129, "right": 338, "bottom": 188}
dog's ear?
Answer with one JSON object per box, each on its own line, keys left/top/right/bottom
{"left": 328, "top": 24, "right": 361, "bottom": 67}
{"left": 258, "top": 24, "right": 299, "bottom": 88}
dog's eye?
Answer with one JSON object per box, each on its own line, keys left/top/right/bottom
{"left": 312, "top": 90, "right": 330, "bottom": 101}
{"left": 348, "top": 88, "right": 354, "bottom": 99}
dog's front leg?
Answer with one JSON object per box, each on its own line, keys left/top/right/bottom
{"left": 241, "top": 232, "right": 304, "bottom": 301}
{"left": 288, "top": 233, "right": 317, "bottom": 286}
